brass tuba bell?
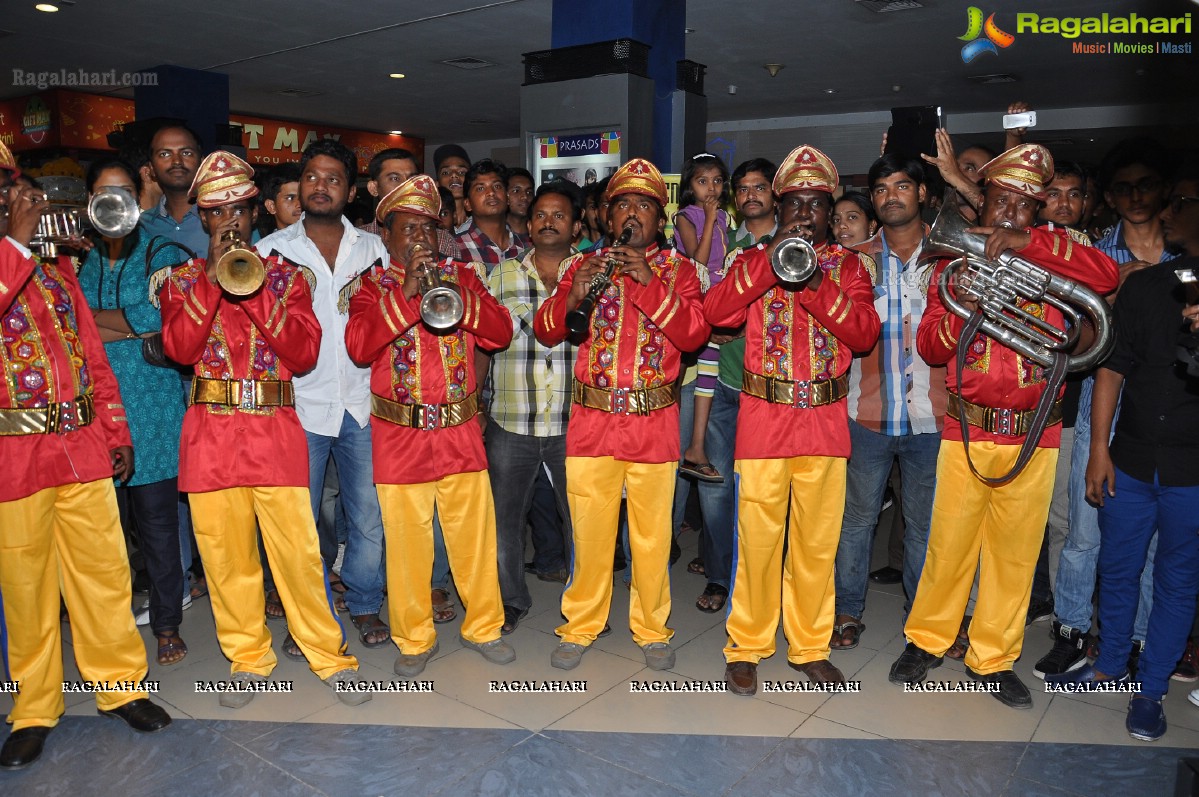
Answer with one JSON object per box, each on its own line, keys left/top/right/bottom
{"left": 215, "top": 229, "right": 265, "bottom": 296}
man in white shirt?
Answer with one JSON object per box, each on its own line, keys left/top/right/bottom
{"left": 257, "top": 139, "right": 391, "bottom": 651}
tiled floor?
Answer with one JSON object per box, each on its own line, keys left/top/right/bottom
{"left": 3, "top": 529, "right": 1198, "bottom": 796}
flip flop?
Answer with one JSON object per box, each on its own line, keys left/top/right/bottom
{"left": 695, "top": 583, "right": 728, "bottom": 614}
{"left": 351, "top": 614, "right": 392, "bottom": 649}
{"left": 680, "top": 459, "right": 724, "bottom": 483}
{"left": 432, "top": 588, "right": 457, "bottom": 624}
{"left": 156, "top": 631, "right": 188, "bottom": 666}
{"left": 264, "top": 588, "right": 285, "bottom": 621}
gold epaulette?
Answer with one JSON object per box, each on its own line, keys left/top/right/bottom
{"left": 669, "top": 247, "right": 709, "bottom": 292}
{"left": 338, "top": 258, "right": 384, "bottom": 314}
{"left": 855, "top": 251, "right": 879, "bottom": 286}
{"left": 1066, "top": 227, "right": 1093, "bottom": 247}
{"left": 558, "top": 251, "right": 585, "bottom": 280}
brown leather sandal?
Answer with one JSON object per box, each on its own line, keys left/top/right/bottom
{"left": 432, "top": 588, "right": 457, "bottom": 624}
{"left": 946, "top": 616, "right": 971, "bottom": 659}
{"left": 156, "top": 630, "right": 188, "bottom": 666}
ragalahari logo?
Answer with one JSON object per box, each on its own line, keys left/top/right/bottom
{"left": 959, "top": 7, "right": 1016, "bottom": 63}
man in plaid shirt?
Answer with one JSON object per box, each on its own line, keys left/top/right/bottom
{"left": 482, "top": 183, "right": 579, "bottom": 634}
{"left": 454, "top": 159, "right": 530, "bottom": 276}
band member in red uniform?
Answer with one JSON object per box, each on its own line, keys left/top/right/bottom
{"left": 158, "top": 151, "right": 367, "bottom": 707}
{"left": 343, "top": 175, "right": 516, "bottom": 677}
{"left": 706, "top": 145, "right": 881, "bottom": 694}
{"left": 0, "top": 141, "right": 171, "bottom": 769}
{"left": 535, "top": 158, "right": 710, "bottom": 672}
{"left": 889, "top": 144, "right": 1118, "bottom": 708}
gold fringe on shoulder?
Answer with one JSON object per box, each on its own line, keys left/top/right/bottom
{"left": 338, "top": 258, "right": 383, "bottom": 314}
{"left": 856, "top": 252, "right": 879, "bottom": 286}
{"left": 557, "top": 251, "right": 585, "bottom": 281}
{"left": 147, "top": 266, "right": 173, "bottom": 309}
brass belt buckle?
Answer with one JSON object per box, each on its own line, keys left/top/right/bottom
{"left": 239, "top": 378, "right": 256, "bottom": 411}
{"left": 57, "top": 400, "right": 78, "bottom": 434}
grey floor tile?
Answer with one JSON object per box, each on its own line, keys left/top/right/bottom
{"left": 1015, "top": 742, "right": 1197, "bottom": 797}
{"left": 238, "top": 722, "right": 531, "bottom": 795}
{"left": 435, "top": 734, "right": 692, "bottom": 797}
{"left": 999, "top": 776, "right": 1088, "bottom": 797}
{"left": 201, "top": 718, "right": 292, "bottom": 744}
{"left": 546, "top": 729, "right": 784, "bottom": 795}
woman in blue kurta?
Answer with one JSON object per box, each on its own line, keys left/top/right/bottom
{"left": 76, "top": 158, "right": 188, "bottom": 665}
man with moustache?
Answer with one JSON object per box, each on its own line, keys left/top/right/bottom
{"left": 454, "top": 159, "right": 530, "bottom": 277}
{"left": 707, "top": 146, "right": 880, "bottom": 694}
{"left": 505, "top": 167, "right": 536, "bottom": 237}
{"left": 140, "top": 124, "right": 207, "bottom": 255}
{"left": 344, "top": 175, "right": 515, "bottom": 676}
{"left": 890, "top": 145, "right": 1118, "bottom": 709}
{"left": 536, "top": 159, "right": 709, "bottom": 671}
{"left": 257, "top": 140, "right": 391, "bottom": 652}
{"left": 833, "top": 154, "right": 944, "bottom": 651}
{"left": 0, "top": 140, "right": 172, "bottom": 769}
{"left": 158, "top": 151, "right": 367, "bottom": 707}
{"left": 484, "top": 183, "right": 581, "bottom": 634}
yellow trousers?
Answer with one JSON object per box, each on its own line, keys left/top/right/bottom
{"left": 377, "top": 471, "right": 504, "bottom": 654}
{"left": 905, "top": 440, "right": 1057, "bottom": 674}
{"left": 558, "top": 457, "right": 677, "bottom": 646}
{"left": 0, "top": 480, "right": 148, "bottom": 730}
{"left": 189, "top": 487, "right": 357, "bottom": 680}
{"left": 725, "top": 457, "right": 846, "bottom": 665}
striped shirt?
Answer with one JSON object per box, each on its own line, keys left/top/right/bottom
{"left": 846, "top": 228, "right": 945, "bottom": 436}
{"left": 1094, "top": 220, "right": 1180, "bottom": 267}
{"left": 485, "top": 250, "right": 575, "bottom": 437}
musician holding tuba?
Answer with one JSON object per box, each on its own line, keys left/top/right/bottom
{"left": 704, "top": 145, "right": 880, "bottom": 695}
{"left": 159, "top": 151, "right": 370, "bottom": 707}
{"left": 891, "top": 144, "right": 1118, "bottom": 709}
{"left": 343, "top": 175, "right": 517, "bottom": 677}
{"left": 535, "top": 159, "right": 710, "bottom": 673}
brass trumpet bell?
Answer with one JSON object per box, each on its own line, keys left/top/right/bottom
{"left": 770, "top": 236, "right": 819, "bottom": 284}
{"left": 215, "top": 230, "right": 265, "bottom": 296}
{"left": 31, "top": 186, "right": 140, "bottom": 257}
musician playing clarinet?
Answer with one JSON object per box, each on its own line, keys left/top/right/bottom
{"left": 890, "top": 144, "right": 1118, "bottom": 709}
{"left": 343, "top": 175, "right": 516, "bottom": 678}
{"left": 535, "top": 159, "right": 709, "bottom": 673}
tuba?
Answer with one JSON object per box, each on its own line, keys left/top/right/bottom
{"left": 30, "top": 186, "right": 141, "bottom": 257}
{"left": 411, "top": 243, "right": 463, "bottom": 330}
{"left": 925, "top": 191, "right": 1113, "bottom": 372}
{"left": 214, "top": 230, "right": 265, "bottom": 296}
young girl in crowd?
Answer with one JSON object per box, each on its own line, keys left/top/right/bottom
{"left": 673, "top": 153, "right": 731, "bottom": 482}
{"left": 831, "top": 191, "right": 878, "bottom": 247}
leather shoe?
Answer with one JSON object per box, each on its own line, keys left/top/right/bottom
{"left": 1126, "top": 696, "right": 1166, "bottom": 742}
{"left": 967, "top": 667, "right": 1032, "bottom": 710}
{"left": 869, "top": 566, "right": 902, "bottom": 584}
{"left": 98, "top": 698, "right": 172, "bottom": 732}
{"left": 889, "top": 642, "right": 942, "bottom": 685}
{"left": 0, "top": 726, "right": 52, "bottom": 769}
{"left": 789, "top": 658, "right": 846, "bottom": 685}
{"left": 725, "top": 661, "right": 758, "bottom": 696}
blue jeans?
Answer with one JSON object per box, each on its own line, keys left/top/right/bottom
{"left": 486, "top": 424, "right": 570, "bottom": 612}
{"left": 1060, "top": 376, "right": 1156, "bottom": 636}
{"left": 1094, "top": 467, "right": 1199, "bottom": 699}
{"left": 836, "top": 420, "right": 940, "bottom": 618}
{"left": 670, "top": 380, "right": 739, "bottom": 590}
{"left": 306, "top": 411, "right": 387, "bottom": 616}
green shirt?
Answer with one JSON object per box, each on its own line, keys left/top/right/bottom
{"left": 717, "top": 221, "right": 777, "bottom": 389}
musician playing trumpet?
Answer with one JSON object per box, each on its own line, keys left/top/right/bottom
{"left": 159, "top": 151, "right": 369, "bottom": 707}
{"left": 535, "top": 159, "right": 709, "bottom": 672}
{"left": 343, "top": 176, "right": 517, "bottom": 677}
{"left": 704, "top": 145, "right": 880, "bottom": 695}
{"left": 890, "top": 144, "right": 1118, "bottom": 709}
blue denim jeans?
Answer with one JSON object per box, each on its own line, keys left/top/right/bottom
{"left": 669, "top": 379, "right": 739, "bottom": 590}
{"left": 1094, "top": 467, "right": 1199, "bottom": 699}
{"left": 1060, "top": 376, "right": 1155, "bottom": 636}
{"left": 835, "top": 420, "right": 940, "bottom": 618}
{"left": 486, "top": 423, "right": 570, "bottom": 612}
{"left": 306, "top": 411, "right": 387, "bottom": 616}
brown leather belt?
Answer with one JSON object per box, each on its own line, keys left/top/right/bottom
{"left": 742, "top": 371, "right": 849, "bottom": 409}
{"left": 571, "top": 380, "right": 678, "bottom": 416}
{"left": 371, "top": 392, "right": 479, "bottom": 430}
{"left": 0, "top": 394, "right": 95, "bottom": 435}
{"left": 190, "top": 377, "right": 294, "bottom": 410}
{"left": 947, "top": 392, "right": 1063, "bottom": 437}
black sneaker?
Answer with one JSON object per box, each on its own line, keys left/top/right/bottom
{"left": 967, "top": 667, "right": 1033, "bottom": 710}
{"left": 1128, "top": 639, "right": 1145, "bottom": 679}
{"left": 1033, "top": 622, "right": 1088, "bottom": 679}
{"left": 889, "top": 642, "right": 943, "bottom": 685}
{"left": 1026, "top": 594, "right": 1055, "bottom": 626}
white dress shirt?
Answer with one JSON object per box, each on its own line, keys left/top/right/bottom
{"left": 257, "top": 214, "right": 387, "bottom": 437}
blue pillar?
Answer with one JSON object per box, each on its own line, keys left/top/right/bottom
{"left": 551, "top": 0, "right": 685, "bottom": 170}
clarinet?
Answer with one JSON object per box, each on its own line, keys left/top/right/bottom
{"left": 565, "top": 226, "right": 634, "bottom": 335}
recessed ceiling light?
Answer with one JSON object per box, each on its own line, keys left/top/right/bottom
{"left": 684, "top": 27, "right": 695, "bottom": 33}
{"left": 823, "top": 88, "right": 838, "bottom": 94}
{"left": 35, "top": 3, "right": 59, "bottom": 11}
{"left": 389, "top": 73, "right": 405, "bottom": 79}
{"left": 388, "top": 130, "right": 403, "bottom": 135}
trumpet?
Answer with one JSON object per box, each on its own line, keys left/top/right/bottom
{"left": 926, "top": 190, "right": 1112, "bottom": 372}
{"left": 30, "top": 186, "right": 141, "bottom": 257}
{"left": 565, "top": 225, "right": 634, "bottom": 335}
{"left": 215, "top": 229, "right": 265, "bottom": 296}
{"left": 411, "top": 243, "right": 463, "bottom": 330}
{"left": 770, "top": 234, "right": 819, "bottom": 285}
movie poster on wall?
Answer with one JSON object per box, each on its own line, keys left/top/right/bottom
{"left": 530, "top": 130, "right": 622, "bottom": 188}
